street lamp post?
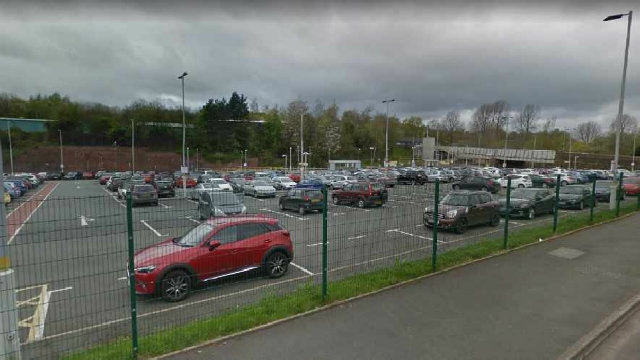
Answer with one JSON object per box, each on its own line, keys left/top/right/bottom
{"left": 240, "top": 150, "right": 243, "bottom": 169}
{"left": 282, "top": 154, "right": 287, "bottom": 169}
{"left": 632, "top": 132, "right": 637, "bottom": 172}
{"left": 7, "top": 122, "right": 14, "bottom": 174}
{"left": 113, "top": 141, "right": 118, "bottom": 171}
{"left": 178, "top": 71, "right": 188, "bottom": 198}
{"left": 604, "top": 10, "right": 633, "bottom": 209}
{"left": 59, "top": 129, "right": 64, "bottom": 175}
{"left": 300, "top": 113, "right": 304, "bottom": 181}
{"left": 574, "top": 156, "right": 579, "bottom": 170}
{"left": 131, "top": 119, "right": 135, "bottom": 174}
{"left": 289, "top": 146, "right": 292, "bottom": 173}
{"left": 196, "top": 148, "right": 199, "bottom": 172}
{"left": 369, "top": 146, "right": 375, "bottom": 166}
{"left": 382, "top": 99, "right": 395, "bottom": 167}
{"left": 568, "top": 130, "right": 573, "bottom": 169}
{"left": 503, "top": 115, "right": 512, "bottom": 168}
{"left": 244, "top": 149, "right": 248, "bottom": 169}
{"left": 187, "top": 147, "right": 190, "bottom": 172}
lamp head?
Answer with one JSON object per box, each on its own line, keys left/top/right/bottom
{"left": 603, "top": 14, "right": 625, "bottom": 21}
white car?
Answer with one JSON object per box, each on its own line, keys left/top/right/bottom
{"left": 498, "top": 175, "right": 532, "bottom": 188}
{"left": 243, "top": 180, "right": 276, "bottom": 197}
{"left": 329, "top": 175, "right": 357, "bottom": 189}
{"left": 273, "top": 176, "right": 297, "bottom": 190}
{"left": 190, "top": 183, "right": 220, "bottom": 200}
{"left": 208, "top": 178, "right": 232, "bottom": 191}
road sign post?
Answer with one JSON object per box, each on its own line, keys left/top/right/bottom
{"left": 553, "top": 174, "right": 561, "bottom": 232}
{"left": 432, "top": 179, "right": 439, "bottom": 271}
{"left": 503, "top": 177, "right": 511, "bottom": 249}
{"left": 321, "top": 186, "right": 328, "bottom": 300}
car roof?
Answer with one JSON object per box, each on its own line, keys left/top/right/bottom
{"left": 205, "top": 215, "right": 277, "bottom": 227}
{"left": 446, "top": 190, "right": 488, "bottom": 195}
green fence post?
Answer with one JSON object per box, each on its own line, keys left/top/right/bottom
{"left": 553, "top": 174, "right": 561, "bottom": 232}
{"left": 637, "top": 189, "right": 640, "bottom": 211}
{"left": 503, "top": 177, "right": 511, "bottom": 249}
{"left": 616, "top": 172, "right": 623, "bottom": 217}
{"left": 126, "top": 193, "right": 138, "bottom": 360}
{"left": 432, "top": 179, "right": 439, "bottom": 272}
{"left": 590, "top": 180, "right": 596, "bottom": 223}
{"left": 321, "top": 185, "right": 328, "bottom": 300}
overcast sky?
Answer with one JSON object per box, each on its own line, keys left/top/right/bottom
{"left": 1, "top": 0, "right": 638, "bottom": 129}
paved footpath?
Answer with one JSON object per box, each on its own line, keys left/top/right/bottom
{"left": 160, "top": 212, "right": 640, "bottom": 360}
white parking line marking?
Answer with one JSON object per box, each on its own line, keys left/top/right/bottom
{"left": 306, "top": 242, "right": 328, "bottom": 247}
{"left": 8, "top": 182, "right": 60, "bottom": 245}
{"left": 158, "top": 202, "right": 171, "bottom": 209}
{"left": 102, "top": 187, "right": 126, "bottom": 208}
{"left": 79, "top": 215, "right": 95, "bottom": 226}
{"left": 186, "top": 216, "right": 200, "bottom": 224}
{"left": 290, "top": 262, "right": 314, "bottom": 275}
{"left": 37, "top": 286, "right": 73, "bottom": 341}
{"left": 348, "top": 235, "right": 366, "bottom": 240}
{"left": 117, "top": 276, "right": 128, "bottom": 281}
{"left": 386, "top": 228, "right": 435, "bottom": 242}
{"left": 140, "top": 220, "right": 166, "bottom": 237}
{"left": 259, "top": 208, "right": 308, "bottom": 221}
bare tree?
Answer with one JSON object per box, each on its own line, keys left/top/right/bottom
{"left": 515, "top": 104, "right": 539, "bottom": 134}
{"left": 610, "top": 114, "right": 638, "bottom": 134}
{"left": 441, "top": 111, "right": 464, "bottom": 144}
{"left": 471, "top": 101, "right": 509, "bottom": 145}
{"left": 249, "top": 97, "right": 259, "bottom": 113}
{"left": 576, "top": 121, "right": 602, "bottom": 143}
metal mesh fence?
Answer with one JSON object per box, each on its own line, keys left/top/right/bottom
{"left": 1, "top": 176, "right": 639, "bottom": 359}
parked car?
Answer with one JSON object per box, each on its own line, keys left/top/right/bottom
{"left": 156, "top": 180, "right": 175, "bottom": 198}
{"left": 63, "top": 171, "right": 82, "bottom": 180}
{"left": 331, "top": 182, "right": 388, "bottom": 208}
{"left": 3, "top": 183, "right": 19, "bottom": 199}
{"left": 622, "top": 177, "right": 640, "bottom": 196}
{"left": 174, "top": 176, "right": 198, "bottom": 188}
{"left": 498, "top": 188, "right": 555, "bottom": 219}
{"left": 198, "top": 191, "right": 247, "bottom": 219}
{"left": 397, "top": 170, "right": 428, "bottom": 185}
{"left": 594, "top": 181, "right": 625, "bottom": 202}
{"left": 498, "top": 174, "right": 532, "bottom": 189}
{"left": 530, "top": 174, "right": 556, "bottom": 188}
{"left": 130, "top": 183, "right": 159, "bottom": 207}
{"left": 272, "top": 176, "right": 297, "bottom": 190}
{"left": 209, "top": 178, "right": 233, "bottom": 192}
{"left": 243, "top": 180, "right": 276, "bottom": 197}
{"left": 557, "top": 185, "right": 593, "bottom": 210}
{"left": 133, "top": 215, "right": 293, "bottom": 301}
{"left": 288, "top": 173, "right": 301, "bottom": 183}
{"left": 279, "top": 189, "right": 324, "bottom": 215}
{"left": 328, "top": 175, "right": 357, "bottom": 190}
{"left": 82, "top": 171, "right": 95, "bottom": 180}
{"left": 423, "top": 190, "right": 500, "bottom": 234}
{"left": 3, "top": 190, "right": 10, "bottom": 206}
{"left": 190, "top": 183, "right": 219, "bottom": 200}
{"left": 451, "top": 176, "right": 500, "bottom": 193}
{"left": 295, "top": 179, "right": 325, "bottom": 190}
{"left": 47, "top": 172, "right": 63, "bottom": 180}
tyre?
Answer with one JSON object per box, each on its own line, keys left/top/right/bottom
{"left": 160, "top": 270, "right": 191, "bottom": 302}
{"left": 265, "top": 251, "right": 289, "bottom": 278}
{"left": 455, "top": 218, "right": 468, "bottom": 234}
{"left": 517, "top": 184, "right": 525, "bottom": 188}
{"left": 453, "top": 184, "right": 460, "bottom": 190}
{"left": 489, "top": 213, "right": 500, "bottom": 226}
{"left": 481, "top": 186, "right": 488, "bottom": 192}
{"left": 279, "top": 202, "right": 285, "bottom": 211}
{"left": 357, "top": 198, "right": 366, "bottom": 208}
{"left": 527, "top": 208, "right": 535, "bottom": 220}
{"left": 561, "top": 181, "right": 568, "bottom": 186}
{"left": 298, "top": 206, "right": 305, "bottom": 215}
{"left": 332, "top": 196, "right": 339, "bottom": 205}
{"left": 578, "top": 201, "right": 584, "bottom": 210}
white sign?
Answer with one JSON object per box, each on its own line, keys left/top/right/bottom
{"left": 180, "top": 166, "right": 188, "bottom": 174}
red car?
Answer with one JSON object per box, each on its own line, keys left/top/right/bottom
{"left": 82, "top": 171, "right": 94, "bottom": 180}
{"left": 174, "top": 176, "right": 197, "bottom": 188}
{"left": 289, "top": 173, "right": 301, "bottom": 183}
{"left": 133, "top": 215, "right": 294, "bottom": 302}
{"left": 623, "top": 177, "right": 640, "bottom": 196}
{"left": 99, "top": 174, "right": 112, "bottom": 185}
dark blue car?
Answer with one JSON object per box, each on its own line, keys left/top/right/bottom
{"left": 3, "top": 183, "right": 19, "bottom": 198}
{"left": 5, "top": 180, "right": 27, "bottom": 194}
{"left": 295, "top": 179, "right": 325, "bottom": 190}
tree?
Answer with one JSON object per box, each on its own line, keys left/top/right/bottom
{"left": 441, "top": 111, "right": 464, "bottom": 144}
{"left": 610, "top": 114, "right": 638, "bottom": 135}
{"left": 515, "top": 104, "right": 539, "bottom": 135}
{"left": 576, "top": 121, "right": 602, "bottom": 143}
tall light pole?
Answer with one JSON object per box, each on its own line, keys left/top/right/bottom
{"left": 574, "top": 156, "right": 579, "bottom": 170}
{"left": 7, "top": 122, "right": 13, "bottom": 174}
{"left": 240, "top": 150, "right": 243, "bottom": 169}
{"left": 382, "top": 99, "right": 395, "bottom": 167}
{"left": 632, "top": 132, "right": 637, "bottom": 172}
{"left": 604, "top": 11, "right": 632, "bottom": 209}
{"left": 196, "top": 148, "right": 199, "bottom": 172}
{"left": 131, "top": 119, "right": 135, "bottom": 174}
{"left": 565, "top": 128, "right": 574, "bottom": 169}
{"left": 59, "top": 129, "right": 64, "bottom": 175}
{"left": 187, "top": 147, "right": 190, "bottom": 172}
{"left": 178, "top": 71, "right": 188, "bottom": 197}
{"left": 300, "top": 113, "right": 305, "bottom": 180}
{"left": 113, "top": 141, "right": 118, "bottom": 171}
{"left": 369, "top": 146, "right": 375, "bottom": 166}
{"left": 282, "top": 154, "right": 287, "bottom": 169}
{"left": 289, "top": 146, "right": 292, "bottom": 173}
{"left": 244, "top": 149, "right": 248, "bottom": 169}
{"left": 502, "top": 115, "right": 513, "bottom": 168}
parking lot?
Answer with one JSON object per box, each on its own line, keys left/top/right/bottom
{"left": 7, "top": 179, "right": 636, "bottom": 358}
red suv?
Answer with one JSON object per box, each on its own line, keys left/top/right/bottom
{"left": 331, "top": 181, "right": 388, "bottom": 208}
{"left": 133, "top": 215, "right": 294, "bottom": 302}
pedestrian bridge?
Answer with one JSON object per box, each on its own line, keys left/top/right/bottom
{"left": 435, "top": 146, "right": 556, "bottom": 164}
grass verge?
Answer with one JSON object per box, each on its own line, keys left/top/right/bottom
{"left": 64, "top": 202, "right": 640, "bottom": 359}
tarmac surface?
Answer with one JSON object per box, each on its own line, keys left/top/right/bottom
{"left": 161, "top": 212, "right": 640, "bottom": 360}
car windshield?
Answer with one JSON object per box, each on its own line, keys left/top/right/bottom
{"left": 560, "top": 187, "right": 584, "bottom": 194}
{"left": 441, "top": 194, "right": 469, "bottom": 206}
{"left": 211, "top": 193, "right": 241, "bottom": 206}
{"left": 305, "top": 191, "right": 323, "bottom": 199}
{"left": 510, "top": 190, "right": 537, "bottom": 200}
{"left": 277, "top": 177, "right": 290, "bottom": 182}
{"left": 595, "top": 182, "right": 612, "bottom": 189}
{"left": 176, "top": 223, "right": 214, "bottom": 247}
{"left": 200, "top": 184, "right": 213, "bottom": 189}
{"left": 211, "top": 179, "right": 226, "bottom": 185}
{"left": 253, "top": 181, "right": 268, "bottom": 186}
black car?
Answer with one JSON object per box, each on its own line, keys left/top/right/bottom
{"left": 558, "top": 185, "right": 593, "bottom": 210}
{"left": 594, "top": 181, "right": 624, "bottom": 202}
{"left": 451, "top": 176, "right": 501, "bottom": 193}
{"left": 498, "top": 188, "right": 555, "bottom": 219}
{"left": 423, "top": 190, "right": 500, "bottom": 234}
{"left": 279, "top": 189, "right": 324, "bottom": 215}
{"left": 156, "top": 180, "right": 175, "bottom": 198}
{"left": 46, "top": 172, "right": 62, "bottom": 180}
{"left": 62, "top": 171, "right": 82, "bottom": 180}
{"left": 396, "top": 170, "right": 428, "bottom": 185}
